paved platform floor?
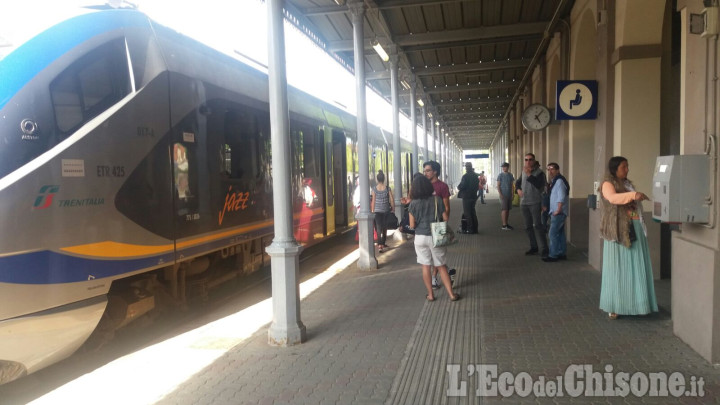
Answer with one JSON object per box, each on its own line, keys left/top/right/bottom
{"left": 9, "top": 196, "right": 719, "bottom": 404}
{"left": 156, "top": 196, "right": 720, "bottom": 404}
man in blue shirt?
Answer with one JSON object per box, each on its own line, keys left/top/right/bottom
{"left": 543, "top": 162, "right": 569, "bottom": 262}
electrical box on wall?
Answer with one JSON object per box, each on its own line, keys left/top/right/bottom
{"left": 652, "top": 155, "right": 710, "bottom": 223}
{"left": 702, "top": 6, "right": 719, "bottom": 37}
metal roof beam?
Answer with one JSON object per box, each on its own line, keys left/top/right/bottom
{"left": 365, "top": 58, "right": 525, "bottom": 80}
{"left": 394, "top": 22, "right": 548, "bottom": 47}
{"left": 412, "top": 59, "right": 529, "bottom": 76}
{"left": 401, "top": 34, "right": 542, "bottom": 53}
{"left": 300, "top": 0, "right": 482, "bottom": 16}
{"left": 327, "top": 23, "right": 547, "bottom": 52}
{"left": 376, "top": 0, "right": 482, "bottom": 9}
{"left": 420, "top": 81, "right": 516, "bottom": 95}
{"left": 442, "top": 117, "right": 503, "bottom": 124}
{"left": 438, "top": 109, "right": 507, "bottom": 115}
{"left": 300, "top": 5, "right": 349, "bottom": 16}
{"left": 435, "top": 96, "right": 512, "bottom": 106}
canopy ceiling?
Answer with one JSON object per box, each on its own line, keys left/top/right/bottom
{"left": 283, "top": 0, "right": 574, "bottom": 150}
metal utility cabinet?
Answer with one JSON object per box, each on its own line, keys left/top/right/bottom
{"left": 652, "top": 155, "right": 710, "bottom": 223}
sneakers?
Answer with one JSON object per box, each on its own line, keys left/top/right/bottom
{"left": 501, "top": 225, "right": 514, "bottom": 230}
{"left": 431, "top": 276, "right": 440, "bottom": 289}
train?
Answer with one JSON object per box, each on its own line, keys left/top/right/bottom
{"left": 0, "top": 6, "right": 418, "bottom": 384}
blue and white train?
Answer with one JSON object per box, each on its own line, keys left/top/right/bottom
{"left": 0, "top": 6, "right": 416, "bottom": 383}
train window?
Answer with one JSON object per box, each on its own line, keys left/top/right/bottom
{"left": 224, "top": 110, "right": 259, "bottom": 183}
{"left": 292, "top": 125, "right": 323, "bottom": 209}
{"left": 50, "top": 74, "right": 83, "bottom": 133}
{"left": 221, "top": 143, "right": 232, "bottom": 175}
{"left": 49, "top": 39, "right": 130, "bottom": 137}
{"left": 173, "top": 143, "right": 191, "bottom": 199}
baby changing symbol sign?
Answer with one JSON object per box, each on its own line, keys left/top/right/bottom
{"left": 555, "top": 80, "right": 598, "bottom": 120}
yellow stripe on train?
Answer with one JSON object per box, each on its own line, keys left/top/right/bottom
{"left": 59, "top": 208, "right": 324, "bottom": 258}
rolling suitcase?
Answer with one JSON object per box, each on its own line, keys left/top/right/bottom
{"left": 459, "top": 214, "right": 469, "bottom": 234}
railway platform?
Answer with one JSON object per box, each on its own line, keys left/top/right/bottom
{"left": 9, "top": 196, "right": 720, "bottom": 404}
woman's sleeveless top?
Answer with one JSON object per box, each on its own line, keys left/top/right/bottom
{"left": 374, "top": 186, "right": 391, "bottom": 212}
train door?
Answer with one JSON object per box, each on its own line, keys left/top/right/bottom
{"left": 168, "top": 75, "right": 206, "bottom": 244}
{"left": 322, "top": 127, "right": 336, "bottom": 236}
{"left": 332, "top": 130, "right": 348, "bottom": 227}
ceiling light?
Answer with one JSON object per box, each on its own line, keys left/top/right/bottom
{"left": 371, "top": 40, "right": 389, "bottom": 62}
{"left": 417, "top": 99, "right": 424, "bottom": 107}
{"left": 400, "top": 80, "right": 410, "bottom": 90}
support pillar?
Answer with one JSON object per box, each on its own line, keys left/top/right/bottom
{"left": 266, "top": 0, "right": 305, "bottom": 346}
{"left": 410, "top": 78, "right": 419, "bottom": 174}
{"left": 421, "top": 104, "right": 427, "bottom": 169}
{"left": 439, "top": 129, "right": 444, "bottom": 178}
{"left": 428, "top": 117, "right": 434, "bottom": 162}
{"left": 349, "top": 1, "right": 377, "bottom": 270}
{"left": 390, "top": 51, "right": 404, "bottom": 224}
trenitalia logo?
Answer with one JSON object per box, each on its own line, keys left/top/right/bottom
{"left": 33, "top": 185, "right": 60, "bottom": 209}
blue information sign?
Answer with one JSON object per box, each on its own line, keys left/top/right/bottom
{"left": 555, "top": 80, "right": 598, "bottom": 120}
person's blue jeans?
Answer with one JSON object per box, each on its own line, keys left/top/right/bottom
{"left": 548, "top": 213, "right": 567, "bottom": 258}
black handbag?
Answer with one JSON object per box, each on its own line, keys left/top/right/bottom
{"left": 386, "top": 212, "right": 399, "bottom": 229}
{"left": 399, "top": 210, "right": 415, "bottom": 234}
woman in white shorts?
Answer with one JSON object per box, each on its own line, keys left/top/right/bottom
{"left": 408, "top": 174, "right": 460, "bottom": 302}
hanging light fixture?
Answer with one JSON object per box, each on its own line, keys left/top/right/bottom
{"left": 371, "top": 39, "right": 389, "bottom": 62}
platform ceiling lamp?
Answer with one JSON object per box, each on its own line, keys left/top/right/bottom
{"left": 371, "top": 39, "right": 389, "bottom": 62}
{"left": 334, "top": 0, "right": 346, "bottom": 5}
{"left": 417, "top": 99, "right": 424, "bottom": 107}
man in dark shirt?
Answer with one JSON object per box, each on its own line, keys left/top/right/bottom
{"left": 516, "top": 153, "right": 549, "bottom": 257}
{"left": 457, "top": 162, "right": 480, "bottom": 234}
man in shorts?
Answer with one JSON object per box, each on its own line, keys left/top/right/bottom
{"left": 497, "top": 162, "right": 515, "bottom": 230}
{"left": 422, "top": 161, "right": 456, "bottom": 288}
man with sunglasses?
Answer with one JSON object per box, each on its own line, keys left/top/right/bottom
{"left": 516, "top": 153, "right": 549, "bottom": 257}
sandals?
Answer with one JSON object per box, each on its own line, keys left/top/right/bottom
{"left": 608, "top": 312, "right": 618, "bottom": 320}
{"left": 427, "top": 293, "right": 460, "bottom": 302}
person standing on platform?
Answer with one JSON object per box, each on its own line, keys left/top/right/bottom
{"left": 517, "top": 153, "right": 548, "bottom": 257}
{"left": 598, "top": 156, "right": 657, "bottom": 320}
{"left": 371, "top": 170, "right": 394, "bottom": 253}
{"left": 457, "top": 162, "right": 480, "bottom": 234}
{"left": 542, "top": 163, "right": 569, "bottom": 262}
{"left": 408, "top": 174, "right": 460, "bottom": 302}
{"left": 421, "top": 161, "right": 455, "bottom": 288}
{"left": 478, "top": 171, "right": 488, "bottom": 204}
{"left": 497, "top": 162, "right": 515, "bottom": 230}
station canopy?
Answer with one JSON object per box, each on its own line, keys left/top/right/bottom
{"left": 282, "top": 0, "right": 575, "bottom": 150}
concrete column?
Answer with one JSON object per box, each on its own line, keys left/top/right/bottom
{"left": 438, "top": 129, "right": 443, "bottom": 177}
{"left": 589, "top": 0, "right": 615, "bottom": 271}
{"left": 442, "top": 132, "right": 447, "bottom": 180}
{"left": 433, "top": 122, "right": 438, "bottom": 161}
{"left": 266, "top": 0, "right": 305, "bottom": 346}
{"left": 428, "top": 117, "right": 434, "bottom": 162}
{"left": 349, "top": 2, "right": 377, "bottom": 270}
{"left": 410, "top": 79, "right": 418, "bottom": 174}
{"left": 421, "top": 104, "right": 427, "bottom": 169}
{"left": 390, "top": 50, "right": 404, "bottom": 227}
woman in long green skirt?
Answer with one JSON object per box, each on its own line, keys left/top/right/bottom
{"left": 598, "top": 156, "right": 658, "bottom": 319}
